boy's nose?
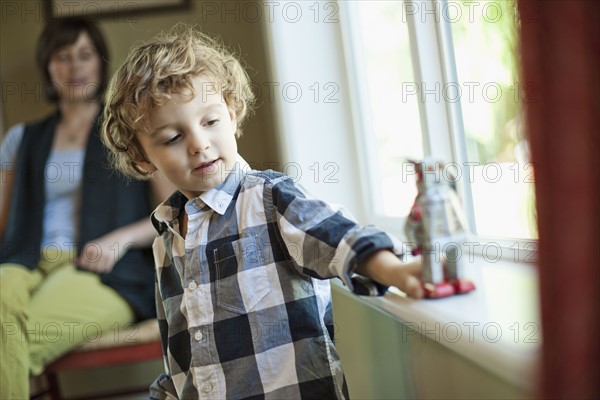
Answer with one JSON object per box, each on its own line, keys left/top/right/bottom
{"left": 189, "top": 131, "right": 210, "bottom": 155}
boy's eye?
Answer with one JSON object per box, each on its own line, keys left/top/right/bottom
{"left": 164, "top": 134, "right": 181, "bottom": 145}
{"left": 205, "top": 119, "right": 219, "bottom": 127}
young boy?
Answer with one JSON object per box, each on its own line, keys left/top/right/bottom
{"left": 102, "top": 26, "right": 423, "bottom": 400}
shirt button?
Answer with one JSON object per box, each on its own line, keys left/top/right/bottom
{"left": 194, "top": 331, "right": 203, "bottom": 341}
{"left": 202, "top": 383, "right": 212, "bottom": 393}
{"left": 188, "top": 281, "right": 197, "bottom": 290}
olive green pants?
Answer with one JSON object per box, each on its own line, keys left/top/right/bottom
{"left": 0, "top": 249, "right": 134, "bottom": 399}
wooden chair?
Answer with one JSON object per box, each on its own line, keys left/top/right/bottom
{"left": 39, "top": 319, "right": 163, "bottom": 400}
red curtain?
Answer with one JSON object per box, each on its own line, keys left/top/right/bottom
{"left": 518, "top": 1, "right": 599, "bottom": 398}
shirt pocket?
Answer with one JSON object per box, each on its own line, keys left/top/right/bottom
{"left": 214, "top": 236, "right": 271, "bottom": 314}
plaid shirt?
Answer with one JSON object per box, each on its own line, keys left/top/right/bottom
{"left": 149, "top": 161, "right": 404, "bottom": 400}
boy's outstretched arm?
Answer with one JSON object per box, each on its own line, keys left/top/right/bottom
{"left": 356, "top": 250, "right": 424, "bottom": 299}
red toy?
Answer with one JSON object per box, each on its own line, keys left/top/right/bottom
{"left": 404, "top": 159, "right": 476, "bottom": 298}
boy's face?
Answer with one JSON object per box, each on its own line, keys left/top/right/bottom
{"left": 136, "top": 75, "right": 238, "bottom": 199}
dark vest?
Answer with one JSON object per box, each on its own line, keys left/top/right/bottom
{"left": 1, "top": 111, "right": 156, "bottom": 320}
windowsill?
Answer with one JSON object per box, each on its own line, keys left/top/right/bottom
{"left": 332, "top": 257, "right": 540, "bottom": 391}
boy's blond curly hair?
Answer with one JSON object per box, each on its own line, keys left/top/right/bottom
{"left": 102, "top": 24, "right": 255, "bottom": 180}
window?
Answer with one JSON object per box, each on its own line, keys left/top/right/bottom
{"left": 341, "top": 0, "right": 537, "bottom": 241}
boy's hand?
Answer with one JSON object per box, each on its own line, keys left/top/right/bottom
{"left": 356, "top": 250, "right": 424, "bottom": 299}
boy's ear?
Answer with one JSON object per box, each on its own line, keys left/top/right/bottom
{"left": 228, "top": 108, "right": 238, "bottom": 129}
{"left": 136, "top": 160, "right": 158, "bottom": 174}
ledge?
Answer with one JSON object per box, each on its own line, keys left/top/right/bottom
{"left": 332, "top": 256, "right": 540, "bottom": 391}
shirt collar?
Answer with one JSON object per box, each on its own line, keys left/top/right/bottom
{"left": 153, "top": 157, "right": 248, "bottom": 226}
{"left": 152, "top": 190, "right": 187, "bottom": 229}
{"left": 197, "top": 158, "right": 247, "bottom": 215}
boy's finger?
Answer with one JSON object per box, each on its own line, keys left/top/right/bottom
{"left": 403, "top": 275, "right": 424, "bottom": 299}
{"left": 402, "top": 260, "right": 423, "bottom": 277}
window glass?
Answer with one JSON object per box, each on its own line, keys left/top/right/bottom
{"left": 450, "top": 0, "right": 537, "bottom": 239}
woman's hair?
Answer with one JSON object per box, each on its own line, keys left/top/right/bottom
{"left": 102, "top": 24, "right": 255, "bottom": 180}
{"left": 36, "top": 17, "right": 109, "bottom": 103}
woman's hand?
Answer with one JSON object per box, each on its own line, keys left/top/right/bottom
{"left": 76, "top": 230, "right": 130, "bottom": 273}
{"left": 75, "top": 171, "right": 175, "bottom": 274}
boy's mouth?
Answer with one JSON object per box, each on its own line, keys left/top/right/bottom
{"left": 192, "top": 159, "right": 219, "bottom": 174}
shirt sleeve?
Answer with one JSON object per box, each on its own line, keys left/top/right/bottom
{"left": 268, "top": 175, "right": 406, "bottom": 295}
{"left": 149, "top": 276, "right": 179, "bottom": 400}
{"left": 0, "top": 123, "right": 25, "bottom": 167}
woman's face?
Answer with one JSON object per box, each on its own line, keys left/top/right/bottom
{"left": 47, "top": 32, "right": 102, "bottom": 103}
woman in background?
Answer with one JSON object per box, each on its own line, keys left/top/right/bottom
{"left": 0, "top": 17, "right": 171, "bottom": 398}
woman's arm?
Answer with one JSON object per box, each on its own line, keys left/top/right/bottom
{"left": 77, "top": 171, "right": 176, "bottom": 272}
{"left": 0, "top": 165, "right": 15, "bottom": 240}
{"left": 110, "top": 171, "right": 175, "bottom": 248}
{"left": 0, "top": 123, "right": 25, "bottom": 240}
